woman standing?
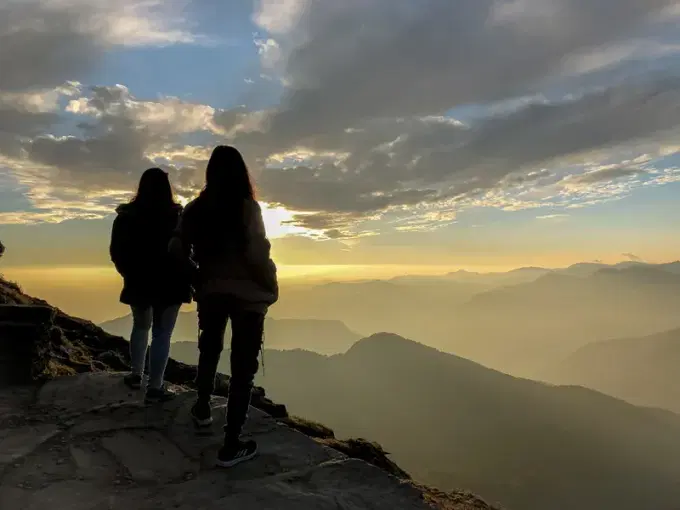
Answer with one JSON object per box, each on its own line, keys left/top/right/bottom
{"left": 170, "top": 145, "right": 278, "bottom": 468}
{"left": 110, "top": 168, "right": 192, "bottom": 403}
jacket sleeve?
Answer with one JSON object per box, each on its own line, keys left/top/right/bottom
{"left": 168, "top": 206, "right": 198, "bottom": 276}
{"left": 109, "top": 215, "right": 132, "bottom": 277}
{"left": 245, "top": 201, "right": 279, "bottom": 301}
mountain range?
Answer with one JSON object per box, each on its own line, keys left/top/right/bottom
{"left": 170, "top": 333, "right": 680, "bottom": 510}
{"left": 262, "top": 262, "right": 680, "bottom": 377}
{"left": 546, "top": 327, "right": 680, "bottom": 414}
{"left": 100, "top": 312, "right": 361, "bottom": 355}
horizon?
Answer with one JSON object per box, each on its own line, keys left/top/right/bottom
{"left": 2, "top": 256, "right": 679, "bottom": 324}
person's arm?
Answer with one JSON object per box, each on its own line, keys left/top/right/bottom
{"left": 169, "top": 205, "right": 198, "bottom": 275}
{"left": 245, "top": 200, "right": 279, "bottom": 301}
{"left": 109, "top": 215, "right": 132, "bottom": 277}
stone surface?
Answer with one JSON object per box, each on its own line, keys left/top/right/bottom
{"left": 0, "top": 424, "right": 59, "bottom": 465}
{"left": 101, "top": 430, "right": 194, "bottom": 483}
{"left": 36, "top": 372, "right": 140, "bottom": 413}
{"left": 0, "top": 372, "right": 495, "bottom": 510}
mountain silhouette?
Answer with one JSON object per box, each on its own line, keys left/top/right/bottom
{"left": 449, "top": 265, "right": 680, "bottom": 375}
{"left": 170, "top": 332, "right": 680, "bottom": 510}
{"left": 547, "top": 327, "right": 680, "bottom": 413}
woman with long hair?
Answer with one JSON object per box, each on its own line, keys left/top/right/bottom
{"left": 110, "top": 168, "right": 192, "bottom": 403}
{"left": 170, "top": 145, "right": 278, "bottom": 468}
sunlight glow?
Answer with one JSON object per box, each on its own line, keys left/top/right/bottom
{"left": 260, "top": 202, "right": 312, "bottom": 238}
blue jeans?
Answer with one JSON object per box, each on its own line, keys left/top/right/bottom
{"left": 129, "top": 304, "right": 181, "bottom": 389}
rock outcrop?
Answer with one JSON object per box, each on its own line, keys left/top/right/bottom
{"left": 0, "top": 276, "right": 498, "bottom": 510}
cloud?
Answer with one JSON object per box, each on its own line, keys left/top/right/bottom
{"left": 250, "top": 77, "right": 680, "bottom": 229}
{"left": 0, "top": 1, "right": 196, "bottom": 92}
{"left": 622, "top": 252, "right": 645, "bottom": 262}
{"left": 66, "top": 84, "right": 219, "bottom": 135}
{"left": 565, "top": 165, "right": 646, "bottom": 186}
{"left": 255, "top": 0, "right": 678, "bottom": 144}
{"left": 537, "top": 214, "right": 570, "bottom": 220}
{"left": 0, "top": 0, "right": 203, "bottom": 190}
{"left": 254, "top": 0, "right": 309, "bottom": 34}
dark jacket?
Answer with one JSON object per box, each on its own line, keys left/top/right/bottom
{"left": 110, "top": 201, "right": 192, "bottom": 306}
{"left": 169, "top": 197, "right": 278, "bottom": 313}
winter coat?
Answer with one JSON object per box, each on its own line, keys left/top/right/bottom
{"left": 110, "top": 201, "right": 193, "bottom": 307}
{"left": 169, "top": 197, "right": 278, "bottom": 313}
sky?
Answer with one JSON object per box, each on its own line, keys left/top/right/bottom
{"left": 1, "top": 0, "right": 680, "bottom": 320}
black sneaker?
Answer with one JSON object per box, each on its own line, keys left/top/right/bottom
{"left": 216, "top": 440, "right": 258, "bottom": 468}
{"left": 190, "top": 400, "right": 213, "bottom": 427}
{"left": 144, "top": 385, "right": 176, "bottom": 404}
{"left": 123, "top": 373, "right": 142, "bottom": 390}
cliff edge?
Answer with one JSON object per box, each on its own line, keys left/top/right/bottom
{"left": 0, "top": 276, "right": 498, "bottom": 510}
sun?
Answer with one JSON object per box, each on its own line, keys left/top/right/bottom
{"left": 259, "top": 202, "right": 310, "bottom": 239}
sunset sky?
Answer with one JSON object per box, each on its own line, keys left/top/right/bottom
{"left": 1, "top": 0, "right": 680, "bottom": 321}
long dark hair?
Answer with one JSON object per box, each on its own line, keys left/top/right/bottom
{"left": 131, "top": 167, "right": 178, "bottom": 210}
{"left": 202, "top": 145, "right": 255, "bottom": 200}
{"left": 196, "top": 146, "right": 255, "bottom": 250}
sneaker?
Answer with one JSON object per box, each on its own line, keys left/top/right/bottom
{"left": 216, "top": 439, "right": 258, "bottom": 468}
{"left": 144, "top": 385, "right": 176, "bottom": 404}
{"left": 191, "top": 400, "right": 213, "bottom": 427}
{"left": 123, "top": 373, "right": 142, "bottom": 390}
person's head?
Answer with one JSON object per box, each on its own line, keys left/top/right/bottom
{"left": 131, "top": 167, "right": 177, "bottom": 209}
{"left": 203, "top": 145, "right": 255, "bottom": 200}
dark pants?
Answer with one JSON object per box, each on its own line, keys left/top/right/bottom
{"left": 195, "top": 296, "right": 265, "bottom": 444}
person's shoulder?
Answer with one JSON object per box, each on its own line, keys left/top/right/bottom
{"left": 115, "top": 202, "right": 134, "bottom": 215}
{"left": 182, "top": 198, "right": 199, "bottom": 215}
{"left": 244, "top": 198, "right": 262, "bottom": 214}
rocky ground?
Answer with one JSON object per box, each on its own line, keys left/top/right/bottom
{"left": 0, "top": 372, "right": 451, "bottom": 509}
{"left": 0, "top": 276, "right": 498, "bottom": 509}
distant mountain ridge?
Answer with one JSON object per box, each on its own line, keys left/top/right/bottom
{"left": 100, "top": 312, "right": 361, "bottom": 355}
{"left": 101, "top": 259, "right": 680, "bottom": 378}
{"left": 547, "top": 327, "right": 680, "bottom": 413}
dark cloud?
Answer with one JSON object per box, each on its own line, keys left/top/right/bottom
{"left": 254, "top": 77, "right": 680, "bottom": 225}
{"left": 262, "top": 0, "right": 677, "bottom": 143}
{"left": 0, "top": 2, "right": 103, "bottom": 92}
{"left": 0, "top": 108, "right": 58, "bottom": 158}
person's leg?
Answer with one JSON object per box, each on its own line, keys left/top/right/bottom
{"left": 217, "top": 310, "right": 264, "bottom": 467}
{"left": 191, "top": 297, "right": 229, "bottom": 425}
{"left": 124, "top": 306, "right": 152, "bottom": 389}
{"left": 145, "top": 304, "right": 181, "bottom": 400}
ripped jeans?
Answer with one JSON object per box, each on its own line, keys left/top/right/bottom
{"left": 129, "top": 304, "right": 181, "bottom": 389}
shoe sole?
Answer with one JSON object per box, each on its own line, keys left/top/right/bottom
{"left": 215, "top": 451, "right": 258, "bottom": 468}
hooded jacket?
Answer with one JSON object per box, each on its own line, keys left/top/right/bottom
{"left": 169, "top": 197, "right": 278, "bottom": 313}
{"left": 110, "top": 201, "right": 192, "bottom": 306}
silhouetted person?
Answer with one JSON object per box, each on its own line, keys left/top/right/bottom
{"left": 0, "top": 239, "right": 4, "bottom": 258}
{"left": 170, "top": 145, "right": 278, "bottom": 468}
{"left": 110, "top": 168, "right": 192, "bottom": 403}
